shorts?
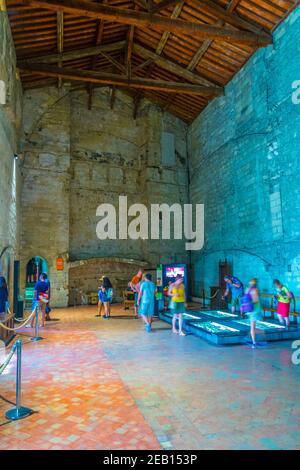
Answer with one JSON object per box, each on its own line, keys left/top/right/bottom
{"left": 100, "top": 294, "right": 111, "bottom": 303}
{"left": 277, "top": 301, "right": 290, "bottom": 318}
{"left": 171, "top": 302, "right": 186, "bottom": 315}
{"left": 38, "top": 293, "right": 49, "bottom": 304}
{"left": 246, "top": 303, "right": 262, "bottom": 322}
{"left": 231, "top": 295, "right": 241, "bottom": 307}
{"left": 139, "top": 302, "right": 154, "bottom": 317}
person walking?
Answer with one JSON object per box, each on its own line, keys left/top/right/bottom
{"left": 168, "top": 274, "right": 187, "bottom": 336}
{"left": 222, "top": 274, "right": 244, "bottom": 315}
{"left": 98, "top": 277, "right": 113, "bottom": 319}
{"left": 29, "top": 273, "right": 50, "bottom": 328}
{"left": 241, "top": 278, "right": 262, "bottom": 348}
{"left": 0, "top": 276, "right": 8, "bottom": 320}
{"left": 43, "top": 273, "right": 51, "bottom": 321}
{"left": 137, "top": 273, "right": 156, "bottom": 333}
{"left": 273, "top": 279, "right": 292, "bottom": 327}
{"left": 130, "top": 269, "right": 143, "bottom": 318}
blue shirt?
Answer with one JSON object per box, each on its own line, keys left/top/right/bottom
{"left": 34, "top": 281, "right": 49, "bottom": 297}
{"left": 0, "top": 286, "right": 8, "bottom": 313}
{"left": 139, "top": 281, "right": 156, "bottom": 304}
{"left": 226, "top": 276, "right": 243, "bottom": 298}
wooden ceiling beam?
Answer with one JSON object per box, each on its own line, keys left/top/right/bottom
{"left": 133, "top": 42, "right": 222, "bottom": 89}
{"left": 132, "top": 1, "right": 184, "bottom": 118}
{"left": 98, "top": 51, "right": 126, "bottom": 74}
{"left": 17, "top": 40, "right": 126, "bottom": 63}
{"left": 192, "top": 0, "right": 270, "bottom": 35}
{"left": 150, "top": 0, "right": 180, "bottom": 14}
{"left": 187, "top": 0, "right": 243, "bottom": 72}
{"left": 26, "top": 0, "right": 272, "bottom": 46}
{"left": 56, "top": 11, "right": 64, "bottom": 88}
{"left": 87, "top": 0, "right": 106, "bottom": 110}
{"left": 132, "top": 58, "right": 153, "bottom": 74}
{"left": 18, "top": 62, "right": 224, "bottom": 95}
{"left": 125, "top": 25, "right": 135, "bottom": 78}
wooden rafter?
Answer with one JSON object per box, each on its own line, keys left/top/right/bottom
{"left": 18, "top": 41, "right": 126, "bottom": 64}
{"left": 133, "top": 43, "right": 221, "bottom": 88}
{"left": 88, "top": 0, "right": 106, "bottom": 109}
{"left": 150, "top": 1, "right": 181, "bottom": 14}
{"left": 125, "top": 25, "right": 134, "bottom": 78}
{"left": 99, "top": 51, "right": 126, "bottom": 74}
{"left": 26, "top": 0, "right": 272, "bottom": 46}
{"left": 189, "top": 0, "right": 269, "bottom": 35}
{"left": 18, "top": 62, "right": 224, "bottom": 95}
{"left": 187, "top": 0, "right": 243, "bottom": 72}
{"left": 56, "top": 11, "right": 63, "bottom": 88}
{"left": 133, "top": 1, "right": 184, "bottom": 118}
{"left": 8, "top": 0, "right": 295, "bottom": 123}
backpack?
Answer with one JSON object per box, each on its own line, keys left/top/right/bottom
{"left": 240, "top": 292, "right": 253, "bottom": 313}
{"left": 107, "top": 288, "right": 113, "bottom": 301}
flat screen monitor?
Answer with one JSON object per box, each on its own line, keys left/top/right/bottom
{"left": 165, "top": 265, "right": 185, "bottom": 279}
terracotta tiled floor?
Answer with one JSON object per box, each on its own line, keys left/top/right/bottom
{"left": 0, "top": 305, "right": 300, "bottom": 449}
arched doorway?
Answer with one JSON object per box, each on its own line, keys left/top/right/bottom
{"left": 25, "top": 256, "right": 48, "bottom": 309}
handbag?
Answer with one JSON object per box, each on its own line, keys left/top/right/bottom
{"left": 240, "top": 292, "right": 254, "bottom": 313}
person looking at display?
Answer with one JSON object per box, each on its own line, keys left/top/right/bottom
{"left": 168, "top": 274, "right": 187, "bottom": 336}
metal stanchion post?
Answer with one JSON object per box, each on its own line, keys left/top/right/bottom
{"left": 5, "top": 339, "right": 33, "bottom": 421}
{"left": 31, "top": 303, "right": 43, "bottom": 342}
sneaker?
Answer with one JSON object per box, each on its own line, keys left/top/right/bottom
{"left": 146, "top": 324, "right": 151, "bottom": 333}
{"left": 179, "top": 331, "right": 186, "bottom": 336}
{"left": 252, "top": 342, "right": 257, "bottom": 349}
{"left": 103, "top": 314, "right": 107, "bottom": 319}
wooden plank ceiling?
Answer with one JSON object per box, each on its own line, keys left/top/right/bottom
{"left": 6, "top": 0, "right": 299, "bottom": 123}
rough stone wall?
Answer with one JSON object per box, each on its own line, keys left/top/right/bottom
{"left": 21, "top": 86, "right": 189, "bottom": 305}
{"left": 188, "top": 7, "right": 300, "bottom": 296}
{"left": 68, "top": 257, "right": 150, "bottom": 305}
{"left": 69, "top": 88, "right": 188, "bottom": 264}
{"left": 0, "top": 8, "right": 22, "bottom": 297}
{"left": 20, "top": 87, "right": 71, "bottom": 306}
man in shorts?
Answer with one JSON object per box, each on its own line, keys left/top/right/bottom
{"left": 137, "top": 273, "right": 156, "bottom": 333}
{"left": 222, "top": 274, "right": 244, "bottom": 315}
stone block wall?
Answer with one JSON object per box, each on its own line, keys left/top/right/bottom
{"left": 21, "top": 86, "right": 189, "bottom": 306}
{"left": 0, "top": 7, "right": 22, "bottom": 298}
{"left": 188, "top": 6, "right": 300, "bottom": 296}
{"left": 68, "top": 257, "right": 149, "bottom": 304}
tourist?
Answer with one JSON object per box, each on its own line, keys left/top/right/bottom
{"left": 42, "top": 272, "right": 51, "bottom": 321}
{"left": 241, "top": 278, "right": 262, "bottom": 348}
{"left": 168, "top": 274, "right": 187, "bottom": 336}
{"left": 29, "top": 273, "right": 50, "bottom": 328}
{"left": 222, "top": 274, "right": 244, "bottom": 315}
{"left": 99, "top": 277, "right": 113, "bottom": 319}
{"left": 137, "top": 273, "right": 156, "bottom": 332}
{"left": 0, "top": 276, "right": 8, "bottom": 320}
{"left": 273, "top": 279, "right": 292, "bottom": 327}
{"left": 130, "top": 269, "right": 143, "bottom": 318}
